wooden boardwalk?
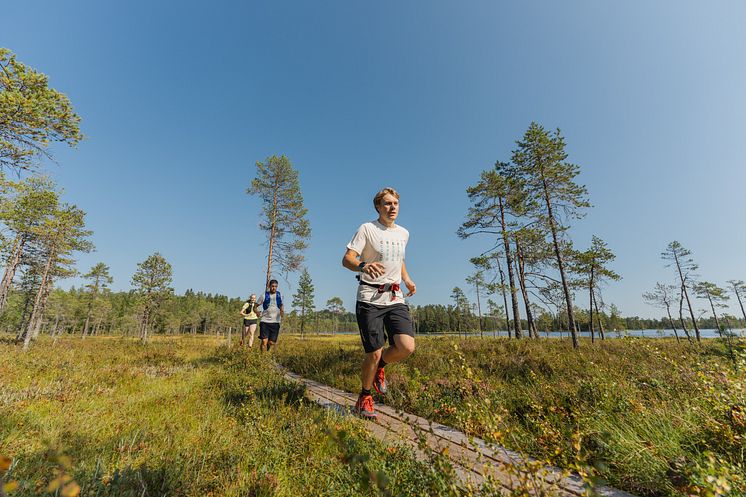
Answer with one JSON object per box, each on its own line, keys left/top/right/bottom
{"left": 285, "top": 371, "right": 635, "bottom": 497}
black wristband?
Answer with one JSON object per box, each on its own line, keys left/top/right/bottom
{"left": 358, "top": 262, "right": 366, "bottom": 271}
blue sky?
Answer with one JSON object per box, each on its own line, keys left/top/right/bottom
{"left": 4, "top": 1, "right": 745, "bottom": 318}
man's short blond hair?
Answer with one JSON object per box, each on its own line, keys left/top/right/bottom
{"left": 373, "top": 187, "right": 400, "bottom": 212}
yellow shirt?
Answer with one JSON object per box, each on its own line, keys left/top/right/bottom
{"left": 240, "top": 302, "right": 257, "bottom": 320}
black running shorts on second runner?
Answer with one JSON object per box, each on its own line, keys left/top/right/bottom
{"left": 259, "top": 322, "right": 280, "bottom": 342}
{"left": 356, "top": 302, "right": 414, "bottom": 353}
{"left": 243, "top": 318, "right": 258, "bottom": 326}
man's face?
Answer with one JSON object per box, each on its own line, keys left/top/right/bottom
{"left": 269, "top": 282, "right": 278, "bottom": 293}
{"left": 377, "top": 194, "right": 399, "bottom": 221}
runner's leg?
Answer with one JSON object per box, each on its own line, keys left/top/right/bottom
{"left": 361, "top": 348, "right": 383, "bottom": 390}
{"left": 248, "top": 323, "right": 256, "bottom": 347}
{"left": 381, "top": 334, "right": 415, "bottom": 364}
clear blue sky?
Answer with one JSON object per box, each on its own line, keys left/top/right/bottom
{"left": 5, "top": 1, "right": 745, "bottom": 318}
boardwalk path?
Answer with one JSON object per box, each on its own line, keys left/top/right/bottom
{"left": 285, "top": 371, "right": 635, "bottom": 497}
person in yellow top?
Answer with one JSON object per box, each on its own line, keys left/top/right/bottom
{"left": 240, "top": 294, "right": 259, "bottom": 348}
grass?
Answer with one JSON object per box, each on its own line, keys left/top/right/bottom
{"left": 1, "top": 335, "right": 475, "bottom": 497}
{"left": 274, "top": 334, "right": 746, "bottom": 497}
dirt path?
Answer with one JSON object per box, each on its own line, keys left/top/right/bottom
{"left": 285, "top": 370, "right": 635, "bottom": 497}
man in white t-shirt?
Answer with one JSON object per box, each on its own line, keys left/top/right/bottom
{"left": 342, "top": 187, "right": 416, "bottom": 419}
{"left": 258, "top": 279, "right": 284, "bottom": 352}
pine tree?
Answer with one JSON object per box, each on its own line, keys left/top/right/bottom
{"left": 131, "top": 253, "right": 173, "bottom": 344}
{"left": 82, "top": 263, "right": 113, "bottom": 338}
{"left": 0, "top": 175, "right": 58, "bottom": 313}
{"left": 248, "top": 155, "right": 311, "bottom": 288}
{"left": 465, "top": 269, "right": 485, "bottom": 338}
{"left": 693, "top": 281, "right": 729, "bottom": 337}
{"left": 571, "top": 236, "right": 620, "bottom": 342}
{"left": 726, "top": 280, "right": 746, "bottom": 324}
{"left": 23, "top": 204, "right": 92, "bottom": 350}
{"left": 509, "top": 123, "right": 590, "bottom": 348}
{"left": 326, "top": 296, "right": 344, "bottom": 334}
{"left": 661, "top": 241, "right": 700, "bottom": 342}
{"left": 459, "top": 166, "right": 523, "bottom": 338}
{"left": 292, "top": 268, "right": 315, "bottom": 338}
{"left": 643, "top": 283, "right": 686, "bottom": 343}
{"left": 0, "top": 48, "right": 83, "bottom": 172}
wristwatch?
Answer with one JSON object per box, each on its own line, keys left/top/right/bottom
{"left": 358, "top": 262, "right": 366, "bottom": 272}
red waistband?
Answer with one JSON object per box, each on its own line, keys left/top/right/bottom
{"left": 359, "top": 280, "right": 401, "bottom": 301}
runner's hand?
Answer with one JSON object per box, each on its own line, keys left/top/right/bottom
{"left": 404, "top": 279, "right": 416, "bottom": 297}
{"left": 363, "top": 262, "right": 385, "bottom": 278}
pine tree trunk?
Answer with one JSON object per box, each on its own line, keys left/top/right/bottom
{"left": 498, "top": 196, "right": 522, "bottom": 338}
{"left": 0, "top": 236, "right": 24, "bottom": 313}
{"left": 514, "top": 240, "right": 536, "bottom": 338}
{"left": 16, "top": 289, "right": 33, "bottom": 341}
{"left": 30, "top": 280, "right": 53, "bottom": 340}
{"left": 592, "top": 290, "right": 606, "bottom": 340}
{"left": 678, "top": 288, "right": 693, "bottom": 343}
{"left": 734, "top": 288, "right": 746, "bottom": 324}
{"left": 540, "top": 177, "right": 578, "bottom": 348}
{"left": 82, "top": 314, "right": 91, "bottom": 339}
{"left": 140, "top": 308, "right": 150, "bottom": 344}
{"left": 265, "top": 179, "right": 280, "bottom": 288}
{"left": 589, "top": 266, "right": 595, "bottom": 343}
{"left": 300, "top": 306, "right": 305, "bottom": 339}
{"left": 496, "top": 260, "right": 511, "bottom": 337}
{"left": 23, "top": 251, "right": 55, "bottom": 351}
{"left": 706, "top": 291, "right": 722, "bottom": 338}
{"left": 664, "top": 304, "right": 680, "bottom": 343}
{"left": 673, "top": 252, "right": 700, "bottom": 341}
{"left": 52, "top": 315, "right": 61, "bottom": 344}
{"left": 475, "top": 280, "right": 483, "bottom": 338}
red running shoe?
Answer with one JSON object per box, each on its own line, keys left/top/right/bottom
{"left": 373, "top": 367, "right": 387, "bottom": 395}
{"left": 354, "top": 393, "right": 377, "bottom": 419}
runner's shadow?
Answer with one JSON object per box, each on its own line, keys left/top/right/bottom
{"left": 253, "top": 381, "right": 306, "bottom": 406}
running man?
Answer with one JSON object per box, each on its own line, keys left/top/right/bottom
{"left": 258, "top": 279, "right": 283, "bottom": 352}
{"left": 342, "top": 187, "right": 416, "bottom": 419}
{"left": 240, "top": 294, "right": 258, "bottom": 348}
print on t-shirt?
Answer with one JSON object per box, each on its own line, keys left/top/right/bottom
{"left": 381, "top": 239, "right": 405, "bottom": 263}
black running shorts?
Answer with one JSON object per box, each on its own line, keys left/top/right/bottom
{"left": 356, "top": 302, "right": 414, "bottom": 353}
{"left": 259, "top": 322, "right": 280, "bottom": 342}
{"left": 243, "top": 318, "right": 258, "bottom": 326}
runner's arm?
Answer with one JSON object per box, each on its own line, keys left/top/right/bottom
{"left": 401, "top": 260, "right": 416, "bottom": 297}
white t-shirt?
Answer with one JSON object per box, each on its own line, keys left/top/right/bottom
{"left": 261, "top": 293, "right": 282, "bottom": 323}
{"left": 347, "top": 220, "right": 409, "bottom": 306}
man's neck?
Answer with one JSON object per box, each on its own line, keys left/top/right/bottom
{"left": 377, "top": 216, "right": 395, "bottom": 228}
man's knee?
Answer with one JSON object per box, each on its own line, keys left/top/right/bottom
{"left": 366, "top": 348, "right": 383, "bottom": 362}
{"left": 398, "top": 337, "right": 415, "bottom": 356}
